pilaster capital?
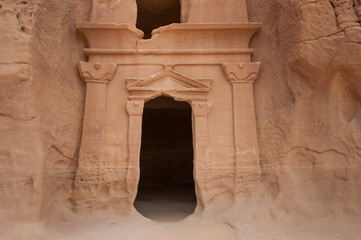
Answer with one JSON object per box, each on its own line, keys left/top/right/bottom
{"left": 222, "top": 62, "right": 261, "bottom": 83}
{"left": 126, "top": 101, "right": 144, "bottom": 116}
{"left": 192, "top": 101, "right": 212, "bottom": 117}
{"left": 78, "top": 61, "right": 117, "bottom": 83}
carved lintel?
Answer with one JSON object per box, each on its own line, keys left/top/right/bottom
{"left": 126, "top": 101, "right": 144, "bottom": 116}
{"left": 192, "top": 101, "right": 212, "bottom": 117}
{"left": 78, "top": 61, "right": 117, "bottom": 83}
{"left": 222, "top": 62, "right": 261, "bottom": 83}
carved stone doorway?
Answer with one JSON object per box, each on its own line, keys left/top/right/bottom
{"left": 134, "top": 96, "right": 196, "bottom": 222}
{"left": 74, "top": 0, "right": 262, "bottom": 215}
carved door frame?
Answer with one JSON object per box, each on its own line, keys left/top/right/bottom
{"left": 125, "top": 67, "right": 212, "bottom": 209}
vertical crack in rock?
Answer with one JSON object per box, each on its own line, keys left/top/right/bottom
{"left": 329, "top": 0, "right": 360, "bottom": 29}
{"left": 352, "top": 0, "right": 361, "bottom": 22}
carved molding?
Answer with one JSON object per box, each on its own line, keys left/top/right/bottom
{"left": 83, "top": 48, "right": 255, "bottom": 56}
{"left": 222, "top": 62, "right": 261, "bottom": 83}
{"left": 127, "top": 69, "right": 211, "bottom": 101}
{"left": 78, "top": 61, "right": 117, "bottom": 83}
{"left": 192, "top": 101, "right": 212, "bottom": 117}
{"left": 126, "top": 101, "right": 144, "bottom": 116}
{"left": 127, "top": 69, "right": 211, "bottom": 89}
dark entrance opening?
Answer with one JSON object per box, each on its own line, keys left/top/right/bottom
{"left": 136, "top": 0, "right": 181, "bottom": 39}
{"left": 134, "top": 96, "right": 196, "bottom": 222}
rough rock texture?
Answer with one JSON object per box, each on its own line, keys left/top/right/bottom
{"left": 32, "top": 0, "right": 91, "bottom": 220}
{"left": 1, "top": 0, "right": 92, "bottom": 223}
{"left": 0, "top": 0, "right": 43, "bottom": 223}
{"left": 249, "top": 0, "right": 361, "bottom": 214}
{"left": 229, "top": 0, "right": 361, "bottom": 238}
{"left": 0, "top": 0, "right": 360, "bottom": 239}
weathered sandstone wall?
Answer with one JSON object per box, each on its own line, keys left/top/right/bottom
{"left": 32, "top": 0, "right": 91, "bottom": 220}
{"left": 248, "top": 0, "right": 361, "bottom": 216}
{"left": 0, "top": 0, "right": 360, "bottom": 239}
{"left": 0, "top": 0, "right": 91, "bottom": 223}
{"left": 0, "top": 0, "right": 43, "bottom": 222}
{"left": 222, "top": 0, "right": 361, "bottom": 238}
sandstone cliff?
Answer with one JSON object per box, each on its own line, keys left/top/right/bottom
{"left": 0, "top": 0, "right": 360, "bottom": 239}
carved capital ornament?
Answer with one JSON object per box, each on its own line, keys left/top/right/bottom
{"left": 192, "top": 101, "right": 212, "bottom": 117}
{"left": 222, "top": 62, "right": 261, "bottom": 83}
{"left": 126, "top": 101, "right": 144, "bottom": 116}
{"left": 78, "top": 61, "right": 117, "bottom": 83}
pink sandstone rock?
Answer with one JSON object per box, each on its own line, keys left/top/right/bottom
{"left": 0, "top": 0, "right": 360, "bottom": 239}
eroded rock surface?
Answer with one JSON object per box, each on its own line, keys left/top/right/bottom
{"left": 0, "top": 0, "right": 360, "bottom": 239}
{"left": 0, "top": 0, "right": 42, "bottom": 222}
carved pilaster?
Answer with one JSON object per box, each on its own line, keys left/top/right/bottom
{"left": 125, "top": 100, "right": 144, "bottom": 204}
{"left": 73, "top": 62, "right": 117, "bottom": 210}
{"left": 191, "top": 101, "right": 212, "bottom": 208}
{"left": 222, "top": 62, "right": 261, "bottom": 190}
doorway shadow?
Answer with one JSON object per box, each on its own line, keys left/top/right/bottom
{"left": 134, "top": 97, "right": 196, "bottom": 222}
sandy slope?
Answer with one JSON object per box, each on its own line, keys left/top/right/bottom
{"left": 1, "top": 216, "right": 238, "bottom": 240}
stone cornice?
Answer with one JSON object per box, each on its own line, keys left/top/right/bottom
{"left": 76, "top": 23, "right": 143, "bottom": 49}
{"left": 152, "top": 22, "right": 262, "bottom": 33}
{"left": 83, "top": 48, "right": 254, "bottom": 56}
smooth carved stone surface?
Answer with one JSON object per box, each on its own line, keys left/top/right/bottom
{"left": 185, "top": 0, "right": 248, "bottom": 23}
{"left": 90, "top": 0, "right": 137, "bottom": 25}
